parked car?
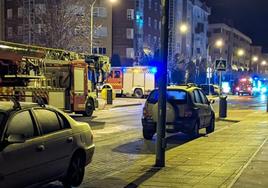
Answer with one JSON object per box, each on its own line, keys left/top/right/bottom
{"left": 199, "top": 84, "right": 220, "bottom": 96}
{"left": 142, "top": 85, "right": 215, "bottom": 140}
{"left": 0, "top": 100, "right": 95, "bottom": 188}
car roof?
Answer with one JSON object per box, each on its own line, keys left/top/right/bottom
{"left": 166, "top": 85, "right": 199, "bottom": 92}
{"left": 0, "top": 101, "right": 41, "bottom": 113}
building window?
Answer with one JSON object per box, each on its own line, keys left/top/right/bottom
{"left": 153, "top": 36, "right": 157, "bottom": 44}
{"left": 159, "top": 21, "right": 161, "bottom": 30}
{"left": 148, "top": 34, "right": 151, "bottom": 44}
{"left": 7, "top": 27, "right": 13, "bottom": 37}
{"left": 18, "top": 26, "right": 23, "bottom": 35}
{"left": 93, "top": 48, "right": 98, "bottom": 54}
{"left": 126, "top": 28, "right": 134, "bottom": 39}
{"left": 148, "top": 0, "right": 152, "bottom": 9}
{"left": 99, "top": 47, "right": 107, "bottom": 54}
{"left": 126, "top": 48, "right": 134, "bottom": 58}
{"left": 17, "top": 7, "right": 23, "bottom": 18}
{"left": 95, "top": 26, "right": 108, "bottom": 37}
{"left": 148, "top": 17, "right": 151, "bottom": 27}
{"left": 37, "top": 24, "right": 43, "bottom": 34}
{"left": 7, "top": 9, "right": 13, "bottom": 19}
{"left": 154, "top": 2, "right": 158, "bottom": 11}
{"left": 35, "top": 4, "right": 46, "bottom": 15}
{"left": 94, "top": 7, "right": 107, "bottom": 17}
{"left": 154, "top": 19, "right": 157, "bottom": 30}
{"left": 127, "top": 9, "right": 134, "bottom": 20}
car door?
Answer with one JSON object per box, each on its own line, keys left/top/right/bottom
{"left": 192, "top": 89, "right": 206, "bottom": 127}
{"left": 198, "top": 90, "right": 211, "bottom": 126}
{"left": 0, "top": 110, "right": 46, "bottom": 188}
{"left": 32, "top": 108, "right": 74, "bottom": 179}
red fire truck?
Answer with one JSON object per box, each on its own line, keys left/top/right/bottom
{"left": 234, "top": 77, "right": 253, "bottom": 96}
{"left": 0, "top": 41, "right": 99, "bottom": 117}
{"left": 102, "top": 66, "right": 157, "bottom": 98}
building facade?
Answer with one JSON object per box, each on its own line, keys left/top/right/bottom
{"left": 0, "top": 0, "right": 4, "bottom": 40}
{"left": 112, "top": 0, "right": 161, "bottom": 66}
{"left": 3, "top": 0, "right": 113, "bottom": 56}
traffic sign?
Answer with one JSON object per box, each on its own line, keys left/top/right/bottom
{"left": 215, "top": 59, "right": 227, "bottom": 71}
{"left": 206, "top": 67, "right": 212, "bottom": 78}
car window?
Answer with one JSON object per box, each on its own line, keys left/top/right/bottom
{"left": 114, "top": 71, "right": 121, "bottom": 78}
{"left": 198, "top": 90, "right": 209, "bottom": 104}
{"left": 34, "top": 109, "right": 61, "bottom": 134}
{"left": 147, "top": 89, "right": 187, "bottom": 104}
{"left": 6, "top": 111, "right": 36, "bottom": 139}
{"left": 57, "top": 113, "right": 71, "bottom": 129}
{"left": 147, "top": 90, "right": 158, "bottom": 104}
{"left": 193, "top": 90, "right": 202, "bottom": 104}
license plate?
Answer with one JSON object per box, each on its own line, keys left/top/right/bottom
{"left": 166, "top": 124, "right": 174, "bottom": 129}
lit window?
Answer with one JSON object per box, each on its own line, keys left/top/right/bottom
{"left": 126, "top": 48, "right": 134, "bottom": 58}
{"left": 7, "top": 9, "right": 13, "bottom": 19}
{"left": 148, "top": 17, "right": 151, "bottom": 27}
{"left": 94, "top": 7, "right": 107, "bottom": 17}
{"left": 94, "top": 26, "right": 108, "bottom": 37}
{"left": 154, "top": 19, "right": 157, "bottom": 30}
{"left": 7, "top": 27, "right": 13, "bottom": 37}
{"left": 127, "top": 9, "right": 134, "bottom": 20}
{"left": 17, "top": 7, "right": 23, "bottom": 18}
{"left": 126, "top": 28, "right": 134, "bottom": 39}
{"left": 148, "top": 0, "right": 152, "bottom": 9}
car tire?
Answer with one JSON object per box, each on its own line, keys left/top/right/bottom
{"left": 190, "top": 121, "right": 200, "bottom": 138}
{"left": 134, "top": 88, "right": 143, "bottom": 98}
{"left": 206, "top": 118, "right": 215, "bottom": 134}
{"left": 62, "top": 153, "right": 85, "bottom": 187}
{"left": 143, "top": 129, "right": 155, "bottom": 140}
{"left": 83, "top": 99, "right": 94, "bottom": 117}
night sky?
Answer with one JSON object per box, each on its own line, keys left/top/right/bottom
{"left": 204, "top": 0, "right": 268, "bottom": 52}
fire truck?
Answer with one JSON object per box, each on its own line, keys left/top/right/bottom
{"left": 102, "top": 66, "right": 157, "bottom": 98}
{"left": 0, "top": 40, "right": 105, "bottom": 117}
{"left": 234, "top": 77, "right": 253, "bottom": 96}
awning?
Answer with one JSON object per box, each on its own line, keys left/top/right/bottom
{"left": 232, "top": 64, "right": 238, "bottom": 71}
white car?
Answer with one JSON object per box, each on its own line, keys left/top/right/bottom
{"left": 0, "top": 100, "right": 95, "bottom": 188}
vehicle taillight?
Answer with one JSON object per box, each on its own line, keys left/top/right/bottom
{"left": 236, "top": 87, "right": 240, "bottom": 91}
{"left": 184, "top": 111, "right": 192, "bottom": 117}
{"left": 248, "top": 87, "right": 252, "bottom": 91}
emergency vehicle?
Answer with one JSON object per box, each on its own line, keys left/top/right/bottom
{"left": 0, "top": 40, "right": 104, "bottom": 117}
{"left": 102, "top": 66, "right": 157, "bottom": 98}
{"left": 234, "top": 77, "right": 253, "bottom": 96}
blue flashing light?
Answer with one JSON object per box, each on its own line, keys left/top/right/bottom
{"left": 122, "top": 68, "right": 127, "bottom": 73}
{"left": 261, "top": 87, "right": 267, "bottom": 93}
{"left": 150, "top": 67, "right": 157, "bottom": 74}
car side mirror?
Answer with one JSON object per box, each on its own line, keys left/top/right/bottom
{"left": 209, "top": 99, "right": 215, "bottom": 104}
{"left": 7, "top": 134, "right": 25, "bottom": 144}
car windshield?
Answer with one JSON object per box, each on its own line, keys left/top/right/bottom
{"left": 147, "top": 89, "right": 187, "bottom": 104}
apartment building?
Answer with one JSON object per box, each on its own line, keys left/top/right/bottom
{"left": 112, "top": 0, "right": 161, "bottom": 66}
{"left": 208, "top": 23, "right": 252, "bottom": 72}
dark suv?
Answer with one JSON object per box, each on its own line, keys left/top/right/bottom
{"left": 142, "top": 85, "right": 215, "bottom": 140}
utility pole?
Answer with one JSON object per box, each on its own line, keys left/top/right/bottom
{"left": 155, "top": 0, "right": 169, "bottom": 167}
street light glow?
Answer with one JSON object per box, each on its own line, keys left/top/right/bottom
{"left": 215, "top": 39, "right": 224, "bottom": 48}
{"left": 237, "top": 49, "right": 245, "bottom": 57}
{"left": 261, "top": 60, "right": 267, "bottom": 65}
{"left": 109, "top": 0, "right": 117, "bottom": 3}
{"left": 179, "top": 23, "right": 189, "bottom": 34}
{"left": 252, "top": 56, "right": 259, "bottom": 62}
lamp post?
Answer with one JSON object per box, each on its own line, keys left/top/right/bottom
{"left": 252, "top": 56, "right": 259, "bottom": 73}
{"left": 207, "top": 39, "right": 224, "bottom": 95}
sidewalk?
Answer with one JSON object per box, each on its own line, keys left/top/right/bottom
{"left": 97, "top": 97, "right": 145, "bottom": 110}
{"left": 90, "top": 109, "right": 268, "bottom": 188}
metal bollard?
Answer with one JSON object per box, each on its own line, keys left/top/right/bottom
{"left": 107, "top": 89, "right": 113, "bottom": 105}
{"left": 219, "top": 95, "right": 227, "bottom": 118}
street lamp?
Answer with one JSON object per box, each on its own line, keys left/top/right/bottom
{"left": 261, "top": 60, "right": 267, "bottom": 66}
{"left": 252, "top": 56, "right": 259, "bottom": 73}
{"left": 237, "top": 49, "right": 245, "bottom": 57}
{"left": 207, "top": 38, "right": 224, "bottom": 94}
{"left": 179, "top": 23, "right": 189, "bottom": 34}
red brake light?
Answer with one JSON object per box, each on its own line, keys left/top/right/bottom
{"left": 236, "top": 87, "right": 240, "bottom": 91}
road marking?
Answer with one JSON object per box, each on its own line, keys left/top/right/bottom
{"left": 227, "top": 137, "right": 268, "bottom": 188}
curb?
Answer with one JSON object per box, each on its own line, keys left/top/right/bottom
{"left": 111, "top": 103, "right": 143, "bottom": 108}
{"left": 216, "top": 117, "right": 240, "bottom": 123}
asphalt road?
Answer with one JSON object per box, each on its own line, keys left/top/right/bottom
{"left": 43, "top": 94, "right": 267, "bottom": 187}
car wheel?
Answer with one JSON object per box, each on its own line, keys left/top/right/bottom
{"left": 134, "top": 88, "right": 143, "bottom": 98}
{"left": 62, "top": 153, "right": 85, "bottom": 187}
{"left": 143, "top": 129, "right": 155, "bottom": 140}
{"left": 190, "top": 121, "right": 199, "bottom": 138}
{"left": 206, "top": 118, "right": 215, "bottom": 134}
{"left": 83, "top": 99, "right": 94, "bottom": 117}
